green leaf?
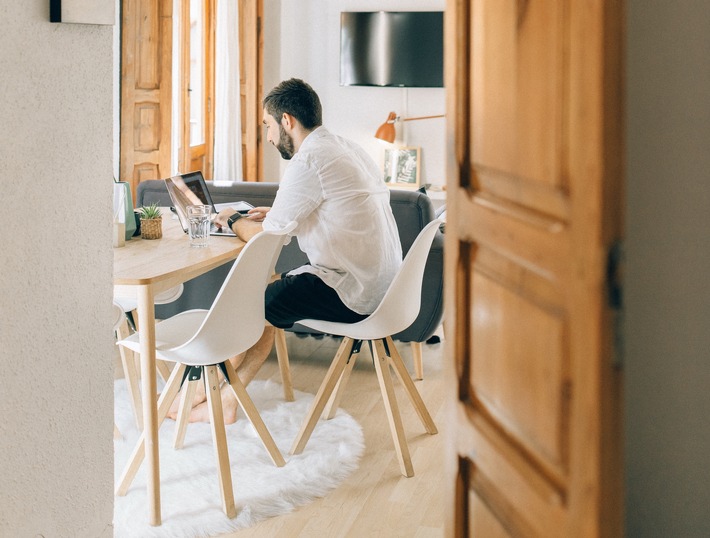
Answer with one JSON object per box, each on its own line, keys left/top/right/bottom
{"left": 138, "top": 202, "right": 162, "bottom": 220}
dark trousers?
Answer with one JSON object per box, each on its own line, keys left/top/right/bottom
{"left": 265, "top": 273, "right": 368, "bottom": 329}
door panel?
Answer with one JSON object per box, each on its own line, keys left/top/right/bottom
{"left": 471, "top": 0, "right": 569, "bottom": 221}
{"left": 470, "top": 492, "right": 513, "bottom": 538}
{"left": 446, "top": 0, "right": 624, "bottom": 536}
{"left": 178, "top": 0, "right": 214, "bottom": 177}
{"left": 239, "top": 0, "right": 262, "bottom": 180}
{"left": 120, "top": 0, "right": 173, "bottom": 196}
{"left": 472, "top": 266, "right": 569, "bottom": 476}
{"left": 472, "top": 0, "right": 564, "bottom": 188}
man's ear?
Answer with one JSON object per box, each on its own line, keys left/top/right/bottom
{"left": 280, "top": 112, "right": 296, "bottom": 131}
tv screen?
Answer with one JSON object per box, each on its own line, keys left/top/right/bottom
{"left": 340, "top": 11, "right": 444, "bottom": 88}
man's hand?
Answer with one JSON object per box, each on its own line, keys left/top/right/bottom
{"left": 246, "top": 206, "right": 271, "bottom": 222}
{"left": 214, "top": 206, "right": 266, "bottom": 241}
{"left": 213, "top": 208, "right": 237, "bottom": 229}
{"left": 214, "top": 206, "right": 270, "bottom": 228}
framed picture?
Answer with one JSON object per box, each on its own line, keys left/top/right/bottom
{"left": 384, "top": 147, "right": 421, "bottom": 187}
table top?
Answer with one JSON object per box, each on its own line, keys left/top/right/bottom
{"left": 113, "top": 209, "right": 244, "bottom": 288}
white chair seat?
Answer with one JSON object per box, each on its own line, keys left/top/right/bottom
{"left": 295, "top": 315, "right": 396, "bottom": 342}
{"left": 118, "top": 309, "right": 208, "bottom": 363}
{"left": 119, "top": 307, "right": 269, "bottom": 367}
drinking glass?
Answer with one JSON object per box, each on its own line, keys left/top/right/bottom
{"left": 187, "top": 205, "right": 211, "bottom": 248}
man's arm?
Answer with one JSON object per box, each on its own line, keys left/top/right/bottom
{"left": 232, "top": 217, "right": 263, "bottom": 241}
{"left": 214, "top": 208, "right": 264, "bottom": 241}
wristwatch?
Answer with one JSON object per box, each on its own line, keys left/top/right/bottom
{"left": 227, "top": 212, "right": 243, "bottom": 230}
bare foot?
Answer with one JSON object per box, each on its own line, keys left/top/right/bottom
{"left": 166, "top": 349, "right": 246, "bottom": 420}
{"left": 189, "top": 385, "right": 239, "bottom": 424}
{"left": 173, "top": 325, "right": 274, "bottom": 424}
{"left": 167, "top": 382, "right": 207, "bottom": 420}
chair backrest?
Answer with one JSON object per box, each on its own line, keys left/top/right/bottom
{"left": 112, "top": 302, "right": 127, "bottom": 333}
{"left": 169, "top": 222, "right": 296, "bottom": 363}
{"left": 114, "top": 283, "right": 184, "bottom": 313}
{"left": 357, "top": 219, "right": 442, "bottom": 339}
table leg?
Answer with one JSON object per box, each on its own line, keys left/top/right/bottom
{"left": 137, "top": 285, "right": 161, "bottom": 526}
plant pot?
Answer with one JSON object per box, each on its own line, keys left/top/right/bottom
{"left": 140, "top": 217, "right": 162, "bottom": 240}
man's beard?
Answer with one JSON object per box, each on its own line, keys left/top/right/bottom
{"left": 276, "top": 124, "right": 295, "bottom": 160}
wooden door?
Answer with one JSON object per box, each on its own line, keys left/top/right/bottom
{"left": 239, "top": 0, "right": 262, "bottom": 181}
{"left": 121, "top": 0, "right": 262, "bottom": 193}
{"left": 120, "top": 0, "right": 173, "bottom": 196}
{"left": 178, "top": 0, "right": 215, "bottom": 177}
{"left": 444, "top": 1, "right": 624, "bottom": 536}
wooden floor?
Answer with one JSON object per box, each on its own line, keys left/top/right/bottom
{"left": 219, "top": 330, "right": 448, "bottom": 538}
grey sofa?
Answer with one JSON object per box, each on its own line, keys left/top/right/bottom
{"left": 136, "top": 180, "right": 444, "bottom": 343}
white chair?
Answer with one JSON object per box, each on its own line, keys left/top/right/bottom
{"left": 112, "top": 302, "right": 129, "bottom": 440}
{"left": 290, "top": 219, "right": 442, "bottom": 477}
{"left": 113, "top": 284, "right": 185, "bottom": 429}
{"left": 114, "top": 284, "right": 185, "bottom": 324}
{"left": 115, "top": 223, "right": 295, "bottom": 518}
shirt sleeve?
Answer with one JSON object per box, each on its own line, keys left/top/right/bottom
{"left": 262, "top": 156, "right": 322, "bottom": 232}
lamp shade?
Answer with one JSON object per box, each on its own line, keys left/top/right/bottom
{"left": 374, "top": 112, "right": 397, "bottom": 143}
{"left": 374, "top": 111, "right": 445, "bottom": 143}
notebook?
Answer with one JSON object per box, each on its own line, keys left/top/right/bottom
{"left": 164, "top": 171, "right": 253, "bottom": 237}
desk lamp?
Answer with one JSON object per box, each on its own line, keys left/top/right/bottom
{"left": 374, "top": 111, "right": 445, "bottom": 143}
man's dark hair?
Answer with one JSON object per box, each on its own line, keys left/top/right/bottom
{"left": 263, "top": 78, "right": 323, "bottom": 130}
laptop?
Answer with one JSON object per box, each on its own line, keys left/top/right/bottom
{"left": 164, "top": 171, "right": 253, "bottom": 237}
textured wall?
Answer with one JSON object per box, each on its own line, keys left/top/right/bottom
{"left": 625, "top": 0, "right": 710, "bottom": 535}
{"left": 0, "top": 2, "right": 115, "bottom": 536}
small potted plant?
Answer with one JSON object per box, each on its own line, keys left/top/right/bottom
{"left": 138, "top": 203, "right": 163, "bottom": 240}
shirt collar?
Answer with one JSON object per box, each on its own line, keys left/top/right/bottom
{"left": 298, "top": 126, "right": 327, "bottom": 153}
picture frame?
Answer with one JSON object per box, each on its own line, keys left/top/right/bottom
{"left": 384, "top": 146, "right": 421, "bottom": 188}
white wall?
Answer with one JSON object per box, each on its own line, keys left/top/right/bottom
{"left": 0, "top": 3, "right": 115, "bottom": 536}
{"left": 625, "top": 1, "right": 710, "bottom": 535}
{"left": 263, "top": 0, "right": 446, "bottom": 186}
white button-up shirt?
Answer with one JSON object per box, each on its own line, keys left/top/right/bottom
{"left": 262, "top": 127, "right": 402, "bottom": 314}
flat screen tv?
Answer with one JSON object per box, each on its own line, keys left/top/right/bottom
{"left": 340, "top": 11, "right": 444, "bottom": 88}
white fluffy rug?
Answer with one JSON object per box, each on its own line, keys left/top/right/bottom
{"left": 113, "top": 378, "right": 364, "bottom": 537}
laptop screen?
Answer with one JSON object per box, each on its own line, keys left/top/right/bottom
{"left": 164, "top": 171, "right": 216, "bottom": 232}
{"left": 164, "top": 171, "right": 252, "bottom": 236}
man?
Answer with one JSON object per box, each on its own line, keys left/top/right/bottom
{"left": 177, "top": 78, "right": 402, "bottom": 423}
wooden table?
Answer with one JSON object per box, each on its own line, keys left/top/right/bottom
{"left": 113, "top": 210, "right": 244, "bottom": 526}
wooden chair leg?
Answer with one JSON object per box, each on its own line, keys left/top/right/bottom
{"left": 372, "top": 339, "right": 414, "bottom": 477}
{"left": 115, "top": 363, "right": 186, "bottom": 496}
{"left": 291, "top": 337, "right": 355, "bottom": 455}
{"left": 173, "top": 377, "right": 198, "bottom": 449}
{"left": 156, "top": 360, "right": 173, "bottom": 383}
{"left": 222, "top": 360, "right": 286, "bottom": 467}
{"left": 125, "top": 310, "right": 172, "bottom": 389}
{"left": 204, "top": 366, "right": 237, "bottom": 519}
{"left": 386, "top": 336, "right": 438, "bottom": 435}
{"left": 322, "top": 350, "right": 359, "bottom": 420}
{"left": 117, "top": 320, "right": 143, "bottom": 429}
{"left": 411, "top": 341, "right": 424, "bottom": 380}
{"left": 274, "top": 328, "right": 294, "bottom": 401}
